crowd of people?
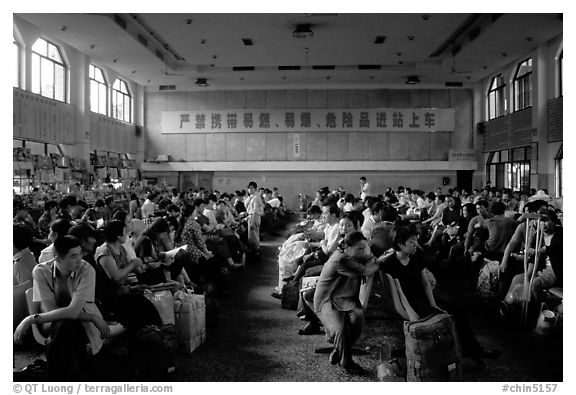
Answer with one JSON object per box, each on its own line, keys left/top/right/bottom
{"left": 275, "top": 177, "right": 563, "bottom": 375}
{"left": 13, "top": 175, "right": 563, "bottom": 379}
{"left": 13, "top": 181, "right": 291, "bottom": 379}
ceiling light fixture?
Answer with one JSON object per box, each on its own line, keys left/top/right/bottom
{"left": 405, "top": 75, "right": 421, "bottom": 85}
{"left": 293, "top": 24, "right": 314, "bottom": 39}
{"left": 195, "top": 78, "right": 209, "bottom": 87}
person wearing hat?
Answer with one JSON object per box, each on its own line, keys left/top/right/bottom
{"left": 68, "top": 222, "right": 98, "bottom": 269}
{"left": 499, "top": 208, "right": 563, "bottom": 319}
{"left": 498, "top": 199, "right": 552, "bottom": 294}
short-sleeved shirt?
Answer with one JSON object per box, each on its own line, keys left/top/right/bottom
{"left": 38, "top": 244, "right": 55, "bottom": 264}
{"left": 32, "top": 259, "right": 104, "bottom": 354}
{"left": 380, "top": 252, "right": 429, "bottom": 315}
{"left": 322, "top": 222, "right": 341, "bottom": 254}
{"left": 13, "top": 248, "right": 37, "bottom": 285}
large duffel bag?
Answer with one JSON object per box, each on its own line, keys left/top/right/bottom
{"left": 404, "top": 313, "right": 463, "bottom": 382}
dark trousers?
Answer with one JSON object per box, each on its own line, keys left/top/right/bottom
{"left": 106, "top": 293, "right": 163, "bottom": 329}
{"left": 46, "top": 320, "right": 90, "bottom": 379}
{"left": 298, "top": 288, "right": 321, "bottom": 326}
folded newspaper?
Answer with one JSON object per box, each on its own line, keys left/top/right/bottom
{"left": 165, "top": 245, "right": 188, "bottom": 259}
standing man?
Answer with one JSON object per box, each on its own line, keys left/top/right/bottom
{"left": 245, "top": 181, "right": 264, "bottom": 255}
{"left": 359, "top": 177, "right": 371, "bottom": 201}
{"left": 141, "top": 192, "right": 157, "bottom": 219}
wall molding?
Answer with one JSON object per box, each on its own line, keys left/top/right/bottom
{"left": 141, "top": 160, "right": 478, "bottom": 172}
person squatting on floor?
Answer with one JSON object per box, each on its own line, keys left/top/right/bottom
{"left": 313, "top": 231, "right": 380, "bottom": 374}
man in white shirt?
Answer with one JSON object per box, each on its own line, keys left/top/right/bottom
{"left": 245, "top": 181, "right": 265, "bottom": 253}
{"left": 141, "top": 192, "right": 157, "bottom": 219}
{"left": 359, "top": 177, "right": 371, "bottom": 201}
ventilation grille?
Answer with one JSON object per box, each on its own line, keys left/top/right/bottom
{"left": 114, "top": 15, "right": 127, "bottom": 30}
{"left": 312, "top": 65, "right": 335, "bottom": 70}
{"left": 233, "top": 66, "right": 255, "bottom": 71}
{"left": 358, "top": 65, "right": 381, "bottom": 70}
{"left": 159, "top": 85, "right": 176, "bottom": 91}
{"left": 241, "top": 38, "right": 253, "bottom": 46}
{"left": 137, "top": 34, "right": 148, "bottom": 47}
{"left": 445, "top": 81, "right": 463, "bottom": 87}
{"left": 278, "top": 65, "right": 301, "bottom": 70}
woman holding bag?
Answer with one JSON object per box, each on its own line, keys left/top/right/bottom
{"left": 379, "top": 226, "right": 500, "bottom": 360}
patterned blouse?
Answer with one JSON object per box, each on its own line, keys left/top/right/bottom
{"left": 179, "top": 217, "right": 210, "bottom": 263}
{"left": 94, "top": 242, "right": 130, "bottom": 286}
{"left": 36, "top": 213, "right": 52, "bottom": 239}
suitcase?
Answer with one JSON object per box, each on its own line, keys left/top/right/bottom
{"left": 173, "top": 291, "right": 206, "bottom": 354}
{"left": 404, "top": 313, "right": 463, "bottom": 382}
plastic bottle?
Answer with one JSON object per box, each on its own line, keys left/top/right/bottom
{"left": 377, "top": 340, "right": 395, "bottom": 382}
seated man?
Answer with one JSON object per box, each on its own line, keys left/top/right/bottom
{"left": 313, "top": 231, "right": 379, "bottom": 374}
{"left": 14, "top": 236, "right": 110, "bottom": 379}
{"left": 13, "top": 223, "right": 38, "bottom": 285}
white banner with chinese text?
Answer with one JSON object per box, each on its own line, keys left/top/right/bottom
{"left": 161, "top": 108, "right": 455, "bottom": 133}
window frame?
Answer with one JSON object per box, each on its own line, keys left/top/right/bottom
{"left": 554, "top": 145, "right": 563, "bottom": 198}
{"left": 487, "top": 74, "right": 506, "bottom": 120}
{"left": 31, "top": 37, "right": 68, "bottom": 102}
{"left": 89, "top": 64, "right": 109, "bottom": 115}
{"left": 111, "top": 78, "right": 132, "bottom": 123}
{"left": 485, "top": 147, "right": 531, "bottom": 191}
{"left": 558, "top": 51, "right": 563, "bottom": 98}
{"left": 512, "top": 58, "right": 532, "bottom": 112}
{"left": 14, "top": 38, "right": 21, "bottom": 88}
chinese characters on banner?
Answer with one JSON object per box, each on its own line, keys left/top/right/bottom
{"left": 161, "top": 108, "right": 455, "bottom": 133}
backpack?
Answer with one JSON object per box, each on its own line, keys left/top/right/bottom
{"left": 477, "top": 259, "right": 500, "bottom": 300}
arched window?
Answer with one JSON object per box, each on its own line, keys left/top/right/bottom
{"left": 487, "top": 74, "right": 506, "bottom": 120}
{"left": 89, "top": 64, "right": 108, "bottom": 115}
{"left": 555, "top": 145, "right": 562, "bottom": 198}
{"left": 112, "top": 78, "right": 131, "bottom": 123}
{"left": 558, "top": 51, "right": 563, "bottom": 97}
{"left": 513, "top": 58, "right": 532, "bottom": 112}
{"left": 14, "top": 37, "right": 21, "bottom": 88}
{"left": 31, "top": 38, "right": 67, "bottom": 102}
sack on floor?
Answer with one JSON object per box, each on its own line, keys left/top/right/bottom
{"left": 404, "top": 313, "right": 463, "bottom": 382}
{"left": 281, "top": 281, "right": 300, "bottom": 310}
{"left": 128, "top": 325, "right": 174, "bottom": 380}
{"left": 477, "top": 259, "right": 500, "bottom": 300}
{"left": 278, "top": 240, "right": 308, "bottom": 291}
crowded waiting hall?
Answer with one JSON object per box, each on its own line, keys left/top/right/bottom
{"left": 12, "top": 12, "right": 563, "bottom": 383}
